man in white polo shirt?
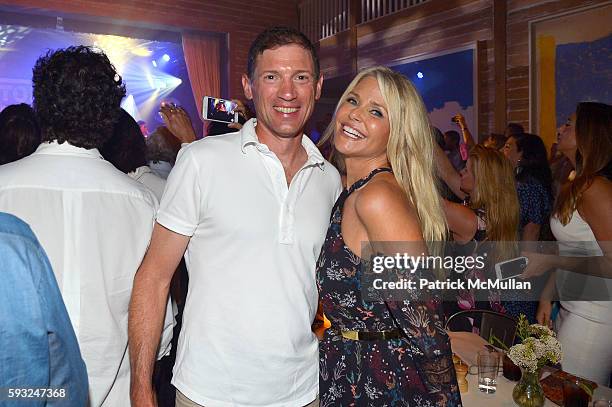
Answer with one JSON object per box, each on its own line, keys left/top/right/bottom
{"left": 129, "top": 27, "right": 342, "bottom": 407}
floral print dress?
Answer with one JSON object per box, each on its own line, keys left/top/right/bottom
{"left": 316, "top": 168, "right": 462, "bottom": 407}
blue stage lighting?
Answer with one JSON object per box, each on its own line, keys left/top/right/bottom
{"left": 417, "top": 71, "right": 424, "bottom": 79}
{"left": 162, "top": 54, "right": 170, "bottom": 62}
{"left": 151, "top": 60, "right": 157, "bottom": 67}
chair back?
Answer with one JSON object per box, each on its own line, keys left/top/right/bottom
{"left": 446, "top": 310, "right": 517, "bottom": 348}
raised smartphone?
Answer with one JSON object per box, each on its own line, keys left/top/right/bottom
{"left": 495, "top": 256, "right": 528, "bottom": 280}
{"left": 202, "top": 96, "right": 238, "bottom": 123}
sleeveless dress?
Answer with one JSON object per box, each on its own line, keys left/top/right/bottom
{"left": 316, "top": 168, "right": 462, "bottom": 407}
{"left": 549, "top": 165, "right": 612, "bottom": 385}
{"left": 550, "top": 210, "right": 612, "bottom": 385}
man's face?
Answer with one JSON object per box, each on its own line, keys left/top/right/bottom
{"left": 242, "top": 44, "right": 322, "bottom": 141}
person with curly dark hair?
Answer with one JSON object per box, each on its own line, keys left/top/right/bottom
{"left": 32, "top": 45, "right": 125, "bottom": 149}
{"left": 0, "top": 46, "right": 173, "bottom": 406}
{"left": 0, "top": 103, "right": 41, "bottom": 165}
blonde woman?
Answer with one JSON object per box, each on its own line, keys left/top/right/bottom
{"left": 442, "top": 146, "right": 529, "bottom": 321}
{"left": 315, "top": 66, "right": 460, "bottom": 406}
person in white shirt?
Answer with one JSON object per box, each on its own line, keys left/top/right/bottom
{"left": 0, "top": 46, "right": 173, "bottom": 406}
{"left": 146, "top": 126, "right": 181, "bottom": 180}
{"left": 129, "top": 27, "right": 342, "bottom": 407}
{"left": 100, "top": 108, "right": 167, "bottom": 201}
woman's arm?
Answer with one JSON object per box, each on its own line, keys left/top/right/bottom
{"left": 434, "top": 144, "right": 467, "bottom": 200}
{"left": 522, "top": 177, "right": 612, "bottom": 279}
{"left": 521, "top": 223, "right": 541, "bottom": 241}
{"left": 443, "top": 200, "right": 477, "bottom": 244}
{"left": 536, "top": 273, "right": 557, "bottom": 328}
{"left": 453, "top": 114, "right": 476, "bottom": 149}
{"left": 355, "top": 181, "right": 460, "bottom": 405}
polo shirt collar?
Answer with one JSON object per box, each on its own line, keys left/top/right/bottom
{"left": 240, "top": 119, "right": 326, "bottom": 169}
{"left": 34, "top": 140, "right": 103, "bottom": 159}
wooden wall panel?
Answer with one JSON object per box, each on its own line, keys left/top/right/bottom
{"left": 316, "top": 0, "right": 497, "bottom": 135}
{"left": 313, "top": 0, "right": 607, "bottom": 137}
{"left": 505, "top": 0, "right": 609, "bottom": 131}
{"left": 0, "top": 0, "right": 299, "bottom": 99}
{"left": 318, "top": 30, "right": 354, "bottom": 79}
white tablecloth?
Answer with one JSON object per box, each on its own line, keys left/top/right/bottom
{"left": 449, "top": 331, "right": 612, "bottom": 406}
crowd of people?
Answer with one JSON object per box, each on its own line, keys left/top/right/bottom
{"left": 0, "top": 24, "right": 610, "bottom": 407}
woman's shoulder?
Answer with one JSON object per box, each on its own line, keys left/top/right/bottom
{"left": 353, "top": 174, "right": 424, "bottom": 241}
{"left": 354, "top": 173, "right": 407, "bottom": 213}
{"left": 582, "top": 175, "right": 612, "bottom": 201}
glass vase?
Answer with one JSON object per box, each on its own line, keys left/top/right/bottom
{"left": 512, "top": 368, "right": 545, "bottom": 407}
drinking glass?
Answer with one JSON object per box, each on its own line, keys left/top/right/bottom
{"left": 477, "top": 349, "right": 499, "bottom": 393}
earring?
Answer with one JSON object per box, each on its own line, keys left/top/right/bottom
{"left": 515, "top": 162, "right": 523, "bottom": 177}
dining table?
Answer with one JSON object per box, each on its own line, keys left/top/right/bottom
{"left": 448, "top": 331, "right": 612, "bottom": 406}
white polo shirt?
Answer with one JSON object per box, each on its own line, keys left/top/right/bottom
{"left": 157, "top": 119, "right": 341, "bottom": 407}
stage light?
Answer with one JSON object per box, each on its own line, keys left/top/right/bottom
{"left": 0, "top": 25, "right": 30, "bottom": 53}
{"left": 120, "top": 94, "right": 141, "bottom": 121}
{"left": 151, "top": 60, "right": 157, "bottom": 67}
{"left": 132, "top": 47, "right": 152, "bottom": 57}
{"left": 168, "top": 77, "right": 182, "bottom": 87}
{"left": 144, "top": 72, "right": 155, "bottom": 90}
{"left": 417, "top": 72, "right": 424, "bottom": 79}
{"left": 162, "top": 54, "right": 170, "bottom": 62}
{"left": 85, "top": 34, "right": 137, "bottom": 75}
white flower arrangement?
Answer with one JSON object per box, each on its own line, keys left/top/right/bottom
{"left": 507, "top": 315, "right": 563, "bottom": 373}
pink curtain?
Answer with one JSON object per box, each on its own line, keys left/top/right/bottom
{"left": 182, "top": 33, "right": 222, "bottom": 136}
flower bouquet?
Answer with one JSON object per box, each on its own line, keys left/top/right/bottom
{"left": 507, "top": 314, "right": 562, "bottom": 407}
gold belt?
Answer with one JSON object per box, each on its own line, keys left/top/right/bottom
{"left": 340, "top": 329, "right": 402, "bottom": 341}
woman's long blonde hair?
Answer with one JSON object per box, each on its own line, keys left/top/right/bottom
{"left": 554, "top": 102, "right": 612, "bottom": 225}
{"left": 469, "top": 145, "right": 519, "bottom": 242}
{"left": 319, "top": 66, "right": 447, "bottom": 244}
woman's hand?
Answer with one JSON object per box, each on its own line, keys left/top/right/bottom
{"left": 536, "top": 300, "right": 554, "bottom": 328}
{"left": 520, "top": 251, "right": 557, "bottom": 279}
{"left": 452, "top": 114, "right": 467, "bottom": 130}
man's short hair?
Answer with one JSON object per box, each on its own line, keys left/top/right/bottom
{"left": 146, "top": 126, "right": 181, "bottom": 165}
{"left": 32, "top": 45, "right": 126, "bottom": 149}
{"left": 247, "top": 26, "right": 320, "bottom": 81}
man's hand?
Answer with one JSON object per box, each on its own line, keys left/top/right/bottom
{"left": 159, "top": 103, "right": 197, "bottom": 143}
{"left": 227, "top": 99, "right": 251, "bottom": 130}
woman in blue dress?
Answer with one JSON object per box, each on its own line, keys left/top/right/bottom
{"left": 316, "top": 66, "right": 461, "bottom": 407}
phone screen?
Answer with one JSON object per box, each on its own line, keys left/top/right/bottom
{"left": 498, "top": 258, "right": 527, "bottom": 279}
{"left": 205, "top": 97, "right": 237, "bottom": 123}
